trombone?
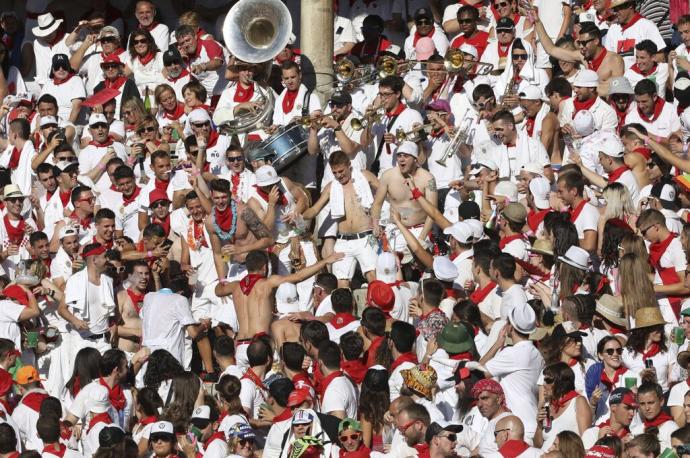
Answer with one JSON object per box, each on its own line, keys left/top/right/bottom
{"left": 351, "top": 107, "right": 385, "bottom": 131}
{"left": 443, "top": 49, "right": 494, "bottom": 76}
{"left": 395, "top": 123, "right": 434, "bottom": 142}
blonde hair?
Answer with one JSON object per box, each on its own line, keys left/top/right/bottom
{"left": 154, "top": 84, "right": 177, "bottom": 106}
{"left": 120, "top": 97, "right": 147, "bottom": 124}
{"left": 619, "top": 234, "right": 649, "bottom": 268}
{"left": 619, "top": 253, "right": 656, "bottom": 322}
{"left": 602, "top": 183, "right": 635, "bottom": 221}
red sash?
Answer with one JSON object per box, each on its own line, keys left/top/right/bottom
{"left": 329, "top": 313, "right": 357, "bottom": 329}
{"left": 499, "top": 440, "right": 531, "bottom": 458}
{"left": 572, "top": 96, "right": 597, "bottom": 118}
{"left": 242, "top": 368, "right": 267, "bottom": 391}
{"left": 643, "top": 411, "right": 673, "bottom": 430}
{"left": 3, "top": 214, "right": 25, "bottom": 245}
{"left": 167, "top": 69, "right": 190, "bottom": 84}
{"left": 340, "top": 359, "right": 368, "bottom": 385}
{"left": 253, "top": 185, "right": 288, "bottom": 206}
{"left": 527, "top": 209, "right": 551, "bottom": 232}
{"left": 240, "top": 274, "right": 264, "bottom": 295}
{"left": 607, "top": 166, "right": 630, "bottom": 183}
{"left": 386, "top": 102, "right": 406, "bottom": 118}
{"left": 390, "top": 352, "right": 418, "bottom": 372}
{"left": 127, "top": 288, "right": 145, "bottom": 315}
{"left": 88, "top": 412, "right": 112, "bottom": 431}
{"left": 204, "top": 431, "right": 226, "bottom": 450}
{"left": 163, "top": 102, "right": 186, "bottom": 121}
{"left": 365, "top": 335, "right": 385, "bottom": 367}
{"left": 499, "top": 234, "right": 523, "bottom": 249}
{"left": 154, "top": 178, "right": 169, "bottom": 194}
{"left": 273, "top": 407, "right": 293, "bottom": 423}
{"left": 234, "top": 83, "right": 255, "bottom": 103}
{"left": 569, "top": 199, "right": 587, "bottom": 223}
{"left": 470, "top": 281, "right": 497, "bottom": 305}
{"left": 649, "top": 233, "right": 682, "bottom": 316}
{"left": 588, "top": 48, "right": 607, "bottom": 71}
{"left": 138, "top": 415, "right": 157, "bottom": 426}
{"left": 99, "top": 377, "right": 126, "bottom": 411}
{"left": 318, "top": 370, "right": 343, "bottom": 399}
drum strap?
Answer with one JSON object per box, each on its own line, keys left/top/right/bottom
{"left": 302, "top": 90, "right": 313, "bottom": 116}
{"left": 372, "top": 114, "right": 400, "bottom": 175}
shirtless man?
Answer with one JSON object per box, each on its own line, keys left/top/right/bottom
{"left": 115, "top": 260, "right": 147, "bottom": 359}
{"left": 301, "top": 151, "right": 379, "bottom": 288}
{"left": 205, "top": 178, "right": 274, "bottom": 283}
{"left": 532, "top": 19, "right": 623, "bottom": 96}
{"left": 215, "top": 250, "right": 343, "bottom": 370}
{"left": 371, "top": 141, "right": 438, "bottom": 261}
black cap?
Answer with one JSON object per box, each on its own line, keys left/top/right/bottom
{"left": 414, "top": 8, "right": 433, "bottom": 20}
{"left": 550, "top": 322, "right": 587, "bottom": 341}
{"left": 424, "top": 422, "right": 463, "bottom": 443}
{"left": 330, "top": 90, "right": 352, "bottom": 105}
{"left": 458, "top": 201, "right": 481, "bottom": 221}
{"left": 496, "top": 17, "right": 516, "bottom": 31}
{"left": 163, "top": 46, "right": 183, "bottom": 66}
{"left": 52, "top": 53, "right": 70, "bottom": 69}
{"left": 98, "top": 426, "right": 125, "bottom": 448}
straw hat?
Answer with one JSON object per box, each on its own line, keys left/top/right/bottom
{"left": 2, "top": 184, "right": 28, "bottom": 200}
{"left": 528, "top": 239, "right": 553, "bottom": 257}
{"left": 401, "top": 366, "right": 437, "bottom": 401}
{"left": 595, "top": 295, "right": 627, "bottom": 328}
{"left": 632, "top": 307, "right": 665, "bottom": 329}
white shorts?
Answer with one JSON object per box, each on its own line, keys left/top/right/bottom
{"left": 276, "top": 240, "right": 318, "bottom": 311}
{"left": 332, "top": 233, "right": 378, "bottom": 280}
{"left": 384, "top": 223, "right": 429, "bottom": 260}
{"left": 190, "top": 280, "right": 238, "bottom": 330}
{"left": 315, "top": 205, "right": 337, "bottom": 238}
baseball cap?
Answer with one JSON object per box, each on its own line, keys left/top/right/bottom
{"left": 443, "top": 221, "right": 474, "bottom": 244}
{"left": 598, "top": 135, "right": 625, "bottom": 158}
{"left": 366, "top": 280, "right": 395, "bottom": 313}
{"left": 459, "top": 44, "right": 478, "bottom": 59}
{"left": 338, "top": 418, "right": 362, "bottom": 433}
{"left": 191, "top": 405, "right": 210, "bottom": 421}
{"left": 493, "top": 181, "right": 518, "bottom": 202}
{"left": 98, "top": 426, "right": 125, "bottom": 448}
{"left": 56, "top": 161, "right": 79, "bottom": 174}
{"left": 100, "top": 53, "right": 123, "bottom": 67}
{"left": 496, "top": 17, "right": 515, "bottom": 31}
{"left": 149, "top": 190, "right": 170, "bottom": 205}
{"left": 39, "top": 116, "right": 58, "bottom": 128}
{"left": 255, "top": 165, "right": 281, "bottom": 187}
{"left": 415, "top": 37, "right": 436, "bottom": 61}
{"left": 573, "top": 110, "right": 595, "bottom": 137}
{"left": 502, "top": 202, "right": 527, "bottom": 224}
{"left": 572, "top": 69, "right": 599, "bottom": 88}
{"left": 88, "top": 113, "right": 108, "bottom": 127}
{"left": 397, "top": 141, "right": 419, "bottom": 158}
{"left": 458, "top": 201, "right": 480, "bottom": 221}
{"left": 287, "top": 387, "right": 315, "bottom": 407}
{"left": 424, "top": 421, "right": 463, "bottom": 443}
{"left": 609, "top": 387, "right": 638, "bottom": 407}
{"left": 650, "top": 182, "right": 676, "bottom": 208}
{"left": 150, "top": 421, "right": 175, "bottom": 437}
{"left": 163, "top": 46, "right": 183, "bottom": 66}
{"left": 16, "top": 366, "right": 40, "bottom": 385}
{"left": 433, "top": 256, "right": 458, "bottom": 282}
{"left": 469, "top": 158, "right": 498, "bottom": 176}
{"left": 414, "top": 8, "right": 433, "bottom": 20}
{"left": 521, "top": 162, "right": 545, "bottom": 177}
{"left": 425, "top": 99, "right": 451, "bottom": 113}
{"left": 329, "top": 90, "right": 352, "bottom": 106}
{"left": 59, "top": 225, "right": 79, "bottom": 240}
{"left": 292, "top": 409, "right": 315, "bottom": 425}
{"left": 276, "top": 283, "right": 300, "bottom": 315}
{"left": 529, "top": 177, "right": 551, "bottom": 210}
{"left": 518, "top": 83, "right": 542, "bottom": 101}
{"left": 52, "top": 53, "right": 70, "bottom": 70}
{"left": 188, "top": 108, "right": 211, "bottom": 124}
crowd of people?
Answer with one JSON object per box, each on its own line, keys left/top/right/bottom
{"left": 0, "top": 0, "right": 688, "bottom": 457}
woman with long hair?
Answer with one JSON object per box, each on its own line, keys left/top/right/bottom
{"left": 168, "top": 371, "right": 203, "bottom": 419}
{"left": 63, "top": 347, "right": 101, "bottom": 405}
{"left": 618, "top": 233, "right": 649, "bottom": 264}
{"left": 539, "top": 321, "right": 593, "bottom": 395}
{"left": 121, "top": 97, "right": 148, "bottom": 143}
{"left": 131, "top": 387, "right": 163, "bottom": 456}
{"left": 534, "top": 362, "right": 591, "bottom": 450}
{"left": 142, "top": 349, "right": 185, "bottom": 406}
{"left": 623, "top": 307, "right": 674, "bottom": 391}
{"left": 618, "top": 253, "right": 658, "bottom": 325}
{"left": 154, "top": 84, "right": 187, "bottom": 140}
{"left": 600, "top": 219, "right": 635, "bottom": 294}
{"left": 126, "top": 30, "right": 164, "bottom": 97}
{"left": 547, "top": 430, "right": 585, "bottom": 458}
{"left": 215, "top": 374, "right": 249, "bottom": 434}
{"left": 227, "top": 424, "right": 259, "bottom": 457}
{"left": 544, "top": 216, "right": 579, "bottom": 262}
{"left": 452, "top": 300, "right": 489, "bottom": 353}
{"left": 358, "top": 367, "right": 389, "bottom": 451}
{"left": 598, "top": 183, "right": 636, "bottom": 253}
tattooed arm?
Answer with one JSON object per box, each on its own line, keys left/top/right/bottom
{"left": 421, "top": 175, "right": 438, "bottom": 241}
{"left": 235, "top": 207, "right": 275, "bottom": 255}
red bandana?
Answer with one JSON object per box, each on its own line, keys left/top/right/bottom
{"left": 527, "top": 209, "right": 552, "bottom": 232}
{"left": 569, "top": 199, "right": 588, "bottom": 223}
{"left": 600, "top": 367, "right": 626, "bottom": 391}
{"left": 273, "top": 407, "right": 293, "bottom": 423}
{"left": 89, "top": 138, "right": 114, "bottom": 148}
{"left": 240, "top": 274, "right": 264, "bottom": 295}
{"left": 386, "top": 102, "right": 406, "bottom": 118}
{"left": 588, "top": 48, "right": 607, "bottom": 71}
{"left": 52, "top": 73, "right": 76, "bottom": 86}
{"left": 329, "top": 313, "right": 357, "bottom": 329}
{"left": 413, "top": 27, "right": 435, "bottom": 46}
{"left": 152, "top": 214, "right": 170, "bottom": 237}
{"left": 138, "top": 415, "right": 157, "bottom": 426}
{"left": 138, "top": 52, "right": 155, "bottom": 66}
{"left": 42, "top": 444, "right": 66, "bottom": 458}
{"left": 21, "top": 391, "right": 48, "bottom": 412}
{"left": 214, "top": 206, "right": 233, "bottom": 232}
{"left": 58, "top": 189, "right": 71, "bottom": 208}
{"left": 469, "top": 281, "right": 497, "bottom": 305}
{"left": 88, "top": 412, "right": 112, "bottom": 431}
{"left": 99, "top": 377, "right": 126, "bottom": 411}
{"left": 642, "top": 342, "right": 661, "bottom": 361}
{"left": 167, "top": 68, "right": 190, "bottom": 84}
{"left": 154, "top": 178, "right": 169, "bottom": 194}
{"left": 572, "top": 96, "right": 597, "bottom": 118}
{"left": 253, "top": 185, "right": 288, "bottom": 206}
{"left": 621, "top": 13, "right": 643, "bottom": 31}
{"left": 499, "top": 440, "right": 530, "bottom": 458}
{"left": 127, "top": 288, "right": 146, "bottom": 315}
{"left": 607, "top": 165, "right": 630, "bottom": 183}
{"left": 7, "top": 147, "right": 20, "bottom": 169}
{"left": 390, "top": 352, "right": 418, "bottom": 372}
{"left": 163, "top": 102, "right": 186, "bottom": 120}
{"left": 104, "top": 76, "right": 128, "bottom": 91}
{"left": 499, "top": 234, "right": 523, "bottom": 249}
{"left": 637, "top": 96, "right": 665, "bottom": 123}
{"left": 649, "top": 233, "right": 675, "bottom": 267}
{"left": 643, "top": 411, "right": 673, "bottom": 430}
{"left": 317, "top": 370, "right": 343, "bottom": 399}
{"left": 525, "top": 116, "right": 536, "bottom": 136}
{"left": 204, "top": 431, "right": 226, "bottom": 450}
{"left": 282, "top": 89, "right": 299, "bottom": 114}
{"left": 596, "top": 419, "right": 630, "bottom": 438}
{"left": 234, "top": 82, "right": 255, "bottom": 103}
{"left": 138, "top": 21, "right": 160, "bottom": 33}
{"left": 365, "top": 335, "right": 385, "bottom": 367}
{"left": 550, "top": 390, "right": 579, "bottom": 412}
{"left": 630, "top": 63, "right": 657, "bottom": 77}
{"left": 3, "top": 214, "right": 25, "bottom": 245}
{"left": 632, "top": 147, "right": 652, "bottom": 161}
{"left": 122, "top": 187, "right": 141, "bottom": 206}
{"left": 340, "top": 359, "right": 368, "bottom": 384}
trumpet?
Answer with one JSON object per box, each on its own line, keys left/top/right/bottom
{"left": 294, "top": 115, "right": 325, "bottom": 128}
{"left": 436, "top": 115, "right": 472, "bottom": 167}
{"left": 395, "top": 123, "right": 434, "bottom": 142}
{"left": 351, "top": 107, "right": 385, "bottom": 131}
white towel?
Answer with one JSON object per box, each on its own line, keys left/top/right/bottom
{"left": 329, "top": 169, "right": 374, "bottom": 220}
{"left": 64, "top": 269, "right": 116, "bottom": 322}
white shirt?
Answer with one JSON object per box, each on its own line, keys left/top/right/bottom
{"left": 334, "top": 16, "right": 356, "bottom": 52}
{"left": 499, "top": 284, "right": 529, "bottom": 320}
{"left": 624, "top": 63, "right": 669, "bottom": 98}
{"left": 129, "top": 52, "right": 165, "bottom": 96}
{"left": 389, "top": 359, "right": 417, "bottom": 402}
{"left": 403, "top": 25, "right": 450, "bottom": 60}
{"left": 477, "top": 411, "right": 512, "bottom": 457}
{"left": 570, "top": 201, "right": 600, "bottom": 239}
{"left": 77, "top": 141, "right": 128, "bottom": 193}
{"left": 141, "top": 290, "right": 196, "bottom": 365}
{"left": 369, "top": 105, "right": 424, "bottom": 175}
{"left": 321, "top": 374, "right": 358, "bottom": 418}
{"left": 425, "top": 132, "right": 462, "bottom": 189}
{"left": 33, "top": 35, "right": 72, "bottom": 86}
{"left": 128, "top": 23, "right": 169, "bottom": 56}
{"left": 559, "top": 96, "right": 618, "bottom": 133}
{"left": 624, "top": 100, "right": 682, "bottom": 139}
{"left": 604, "top": 16, "right": 666, "bottom": 69}
{"left": 186, "top": 38, "right": 227, "bottom": 95}
{"left": 474, "top": 133, "right": 550, "bottom": 183}
{"left": 40, "top": 75, "right": 87, "bottom": 123}
{"left": 239, "top": 372, "right": 268, "bottom": 420}
{"left": 68, "top": 381, "right": 131, "bottom": 430}
{"left": 0, "top": 299, "right": 26, "bottom": 349}
{"left": 51, "top": 246, "right": 75, "bottom": 286}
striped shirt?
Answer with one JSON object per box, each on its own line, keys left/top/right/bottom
{"left": 638, "top": 0, "right": 672, "bottom": 41}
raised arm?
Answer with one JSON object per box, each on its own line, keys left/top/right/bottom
{"left": 266, "top": 252, "right": 344, "bottom": 288}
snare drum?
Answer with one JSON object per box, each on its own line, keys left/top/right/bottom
{"left": 260, "top": 123, "right": 309, "bottom": 172}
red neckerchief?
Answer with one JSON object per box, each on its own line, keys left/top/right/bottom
{"left": 127, "top": 288, "right": 146, "bottom": 315}
{"left": 637, "top": 96, "right": 665, "bottom": 123}
{"left": 643, "top": 411, "right": 673, "bottom": 429}
{"left": 206, "top": 130, "right": 219, "bottom": 149}
{"left": 58, "top": 189, "right": 71, "bottom": 208}
{"left": 632, "top": 147, "right": 652, "bottom": 161}
{"left": 104, "top": 76, "right": 128, "bottom": 90}
{"left": 330, "top": 312, "right": 357, "bottom": 329}
{"left": 572, "top": 96, "right": 597, "bottom": 118}
{"left": 588, "top": 48, "right": 607, "bottom": 71}
{"left": 386, "top": 102, "right": 406, "bottom": 117}
{"left": 612, "top": 104, "right": 628, "bottom": 130}
{"left": 214, "top": 206, "right": 233, "bottom": 232}
{"left": 569, "top": 199, "right": 588, "bottom": 223}
{"left": 497, "top": 43, "right": 510, "bottom": 58}
{"left": 365, "top": 335, "right": 385, "bottom": 367}
{"left": 167, "top": 68, "right": 190, "bottom": 84}
{"left": 339, "top": 444, "right": 372, "bottom": 458}
{"left": 414, "top": 443, "right": 430, "bottom": 458}
{"left": 99, "top": 377, "right": 126, "bottom": 411}
{"left": 152, "top": 214, "right": 170, "bottom": 237}
{"left": 138, "top": 415, "right": 157, "bottom": 426}
{"left": 469, "top": 281, "right": 497, "bottom": 304}
{"left": 292, "top": 372, "right": 315, "bottom": 391}
{"left": 122, "top": 187, "right": 141, "bottom": 206}
{"left": 527, "top": 208, "right": 551, "bottom": 232}
{"left": 446, "top": 287, "right": 460, "bottom": 299}
{"left": 597, "top": 419, "right": 630, "bottom": 438}
{"left": 390, "top": 352, "right": 418, "bottom": 372}
{"left": 340, "top": 359, "right": 368, "bottom": 384}
{"left": 253, "top": 185, "right": 288, "bottom": 206}
{"left": 649, "top": 233, "right": 683, "bottom": 314}
{"left": 282, "top": 89, "right": 299, "bottom": 114}
{"left": 92, "top": 236, "right": 114, "bottom": 250}
{"left": 42, "top": 443, "right": 66, "bottom": 457}
{"left": 8, "top": 146, "right": 20, "bottom": 169}
{"left": 318, "top": 370, "right": 343, "bottom": 399}
{"left": 607, "top": 165, "right": 630, "bottom": 183}
{"left": 21, "top": 391, "right": 48, "bottom": 412}
{"left": 430, "top": 127, "right": 445, "bottom": 138}
{"left": 551, "top": 390, "right": 578, "bottom": 412}
{"left": 499, "top": 440, "right": 530, "bottom": 458}
{"left": 448, "top": 351, "right": 474, "bottom": 360}
{"left": 52, "top": 73, "right": 76, "bottom": 86}
{"left": 231, "top": 172, "right": 241, "bottom": 199}
{"left": 137, "top": 51, "right": 155, "bottom": 66}
{"left": 101, "top": 48, "right": 125, "bottom": 60}
{"left": 163, "top": 102, "right": 186, "bottom": 120}
{"left": 499, "top": 233, "right": 523, "bottom": 249}
{"left": 0, "top": 397, "right": 12, "bottom": 415}
{"left": 600, "top": 367, "right": 626, "bottom": 391}
{"left": 3, "top": 214, "right": 25, "bottom": 245}
{"left": 240, "top": 274, "right": 264, "bottom": 295}
{"left": 642, "top": 342, "right": 661, "bottom": 361}
{"left": 189, "top": 220, "right": 208, "bottom": 249}
{"left": 88, "top": 412, "right": 112, "bottom": 431}
{"left": 242, "top": 368, "right": 267, "bottom": 391}
{"left": 630, "top": 63, "right": 657, "bottom": 77}
{"left": 204, "top": 431, "right": 226, "bottom": 450}
{"left": 621, "top": 13, "right": 644, "bottom": 31}
{"left": 138, "top": 21, "right": 160, "bottom": 33}
{"left": 89, "top": 138, "right": 114, "bottom": 148}
{"left": 649, "top": 233, "right": 675, "bottom": 267}
{"left": 413, "top": 27, "right": 435, "bottom": 46}
{"left": 273, "top": 407, "right": 293, "bottom": 423}
{"left": 154, "top": 178, "right": 170, "bottom": 194}
{"left": 525, "top": 115, "right": 536, "bottom": 136}
{"left": 234, "top": 82, "right": 255, "bottom": 103}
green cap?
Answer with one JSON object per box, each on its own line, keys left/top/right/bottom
{"left": 681, "top": 307, "right": 690, "bottom": 317}
{"left": 338, "top": 418, "right": 362, "bottom": 433}
{"left": 437, "top": 322, "right": 475, "bottom": 355}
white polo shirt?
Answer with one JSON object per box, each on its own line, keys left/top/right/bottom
{"left": 604, "top": 15, "right": 666, "bottom": 69}
{"left": 499, "top": 284, "right": 529, "bottom": 320}
{"left": 0, "top": 299, "right": 25, "bottom": 349}
{"left": 559, "top": 96, "right": 618, "bottom": 133}
{"left": 321, "top": 374, "right": 358, "bottom": 418}
{"left": 624, "top": 100, "right": 682, "bottom": 139}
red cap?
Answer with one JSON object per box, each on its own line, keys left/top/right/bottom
{"left": 366, "top": 280, "right": 395, "bottom": 312}
{"left": 0, "top": 369, "right": 13, "bottom": 396}
{"left": 2, "top": 285, "right": 29, "bottom": 306}
{"left": 287, "top": 387, "right": 314, "bottom": 407}
{"left": 100, "top": 54, "right": 123, "bottom": 67}
{"left": 149, "top": 190, "right": 170, "bottom": 206}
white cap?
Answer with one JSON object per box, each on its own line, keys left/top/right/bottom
{"left": 276, "top": 283, "right": 300, "bottom": 315}
{"left": 376, "top": 252, "right": 398, "bottom": 284}
{"left": 433, "top": 256, "right": 458, "bottom": 282}
{"left": 464, "top": 219, "right": 484, "bottom": 241}
{"left": 255, "top": 165, "right": 281, "bottom": 187}
{"left": 521, "top": 162, "right": 544, "bottom": 177}
{"left": 579, "top": 11, "right": 596, "bottom": 23}
{"left": 443, "top": 221, "right": 474, "bottom": 244}
{"left": 192, "top": 405, "right": 210, "bottom": 420}
{"left": 494, "top": 181, "right": 518, "bottom": 202}
{"left": 397, "top": 141, "right": 419, "bottom": 159}
{"left": 573, "top": 110, "right": 595, "bottom": 137}
{"left": 188, "top": 108, "right": 211, "bottom": 124}
{"left": 470, "top": 158, "right": 498, "bottom": 176}
{"left": 599, "top": 134, "right": 625, "bottom": 158}
{"left": 459, "top": 44, "right": 478, "bottom": 59}
{"left": 59, "top": 225, "right": 79, "bottom": 240}
{"left": 572, "top": 69, "right": 599, "bottom": 88}
{"left": 288, "top": 32, "right": 296, "bottom": 45}
{"left": 509, "top": 302, "right": 536, "bottom": 334}
{"left": 529, "top": 177, "right": 551, "bottom": 210}
{"left": 651, "top": 183, "right": 676, "bottom": 202}
{"left": 518, "top": 83, "right": 542, "bottom": 101}
{"left": 55, "top": 161, "right": 79, "bottom": 173}
{"left": 151, "top": 421, "right": 174, "bottom": 435}
{"left": 39, "top": 116, "right": 58, "bottom": 128}
{"left": 89, "top": 385, "right": 111, "bottom": 413}
{"left": 558, "top": 246, "right": 590, "bottom": 271}
{"left": 88, "top": 113, "right": 108, "bottom": 127}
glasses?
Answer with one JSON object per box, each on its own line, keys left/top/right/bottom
{"left": 473, "top": 99, "right": 493, "bottom": 109}
{"left": 494, "top": 1, "right": 509, "bottom": 7}
{"left": 576, "top": 38, "right": 596, "bottom": 47}
{"left": 640, "top": 224, "right": 656, "bottom": 237}
{"left": 339, "top": 433, "right": 361, "bottom": 442}
{"left": 494, "top": 428, "right": 511, "bottom": 437}
{"left": 102, "top": 64, "right": 119, "bottom": 70}
{"left": 543, "top": 377, "right": 555, "bottom": 384}
{"left": 57, "top": 156, "right": 77, "bottom": 162}
{"left": 438, "top": 433, "right": 457, "bottom": 442}
{"left": 100, "top": 36, "right": 116, "bottom": 43}
{"left": 138, "top": 126, "right": 156, "bottom": 133}
{"left": 239, "top": 439, "right": 255, "bottom": 447}
{"left": 133, "top": 38, "right": 148, "bottom": 45}
{"left": 398, "top": 420, "right": 418, "bottom": 434}
{"left": 378, "top": 91, "right": 396, "bottom": 98}
{"left": 78, "top": 196, "right": 96, "bottom": 204}
{"left": 192, "top": 122, "right": 210, "bottom": 128}
{"left": 151, "top": 201, "right": 169, "bottom": 209}
{"left": 604, "top": 347, "right": 623, "bottom": 356}
{"left": 227, "top": 156, "right": 244, "bottom": 162}
{"left": 512, "top": 53, "right": 528, "bottom": 60}
{"left": 416, "top": 19, "right": 432, "bottom": 25}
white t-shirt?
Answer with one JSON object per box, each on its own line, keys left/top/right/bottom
{"left": 500, "top": 284, "right": 529, "bottom": 321}
{"left": 40, "top": 75, "right": 87, "bottom": 123}
{"left": 624, "top": 63, "right": 669, "bottom": 98}
{"left": 604, "top": 16, "right": 666, "bottom": 69}
{"left": 570, "top": 201, "right": 600, "bottom": 239}
{"left": 141, "top": 290, "right": 196, "bottom": 365}
{"left": 0, "top": 299, "right": 25, "bottom": 349}
{"left": 239, "top": 373, "right": 268, "bottom": 420}
{"left": 321, "top": 375, "right": 358, "bottom": 418}
{"left": 559, "top": 96, "right": 618, "bottom": 133}
{"left": 624, "top": 100, "right": 682, "bottom": 139}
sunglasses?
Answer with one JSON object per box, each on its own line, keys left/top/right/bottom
{"left": 415, "top": 19, "right": 432, "bottom": 25}
{"left": 458, "top": 18, "right": 474, "bottom": 24}
{"left": 439, "top": 433, "right": 457, "bottom": 442}
{"left": 138, "top": 126, "right": 156, "bottom": 133}
{"left": 339, "top": 433, "right": 361, "bottom": 442}
{"left": 100, "top": 36, "right": 116, "bottom": 43}
{"left": 150, "top": 435, "right": 172, "bottom": 443}
{"left": 494, "top": 1, "right": 509, "bottom": 7}
{"left": 398, "top": 419, "right": 418, "bottom": 434}
{"left": 329, "top": 101, "right": 346, "bottom": 108}
{"left": 239, "top": 439, "right": 255, "bottom": 446}
{"left": 227, "top": 156, "right": 244, "bottom": 162}
{"left": 133, "top": 38, "right": 148, "bottom": 45}
{"left": 512, "top": 53, "right": 528, "bottom": 60}
{"left": 5, "top": 197, "right": 22, "bottom": 203}
{"left": 53, "top": 65, "right": 70, "bottom": 71}
{"left": 543, "top": 377, "right": 555, "bottom": 384}
{"left": 102, "top": 64, "right": 120, "bottom": 70}
{"left": 57, "top": 156, "right": 77, "bottom": 162}
{"left": 640, "top": 224, "right": 656, "bottom": 237}
{"left": 604, "top": 347, "right": 623, "bottom": 356}
{"left": 192, "top": 122, "right": 210, "bottom": 128}
{"left": 494, "top": 428, "right": 510, "bottom": 437}
{"left": 78, "top": 197, "right": 96, "bottom": 204}
{"left": 151, "top": 201, "right": 169, "bottom": 209}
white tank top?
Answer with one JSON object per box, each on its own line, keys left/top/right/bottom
{"left": 541, "top": 397, "right": 581, "bottom": 451}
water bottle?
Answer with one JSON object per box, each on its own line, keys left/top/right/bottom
{"left": 543, "top": 404, "right": 552, "bottom": 432}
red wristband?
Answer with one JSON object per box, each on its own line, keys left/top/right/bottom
{"left": 411, "top": 187, "right": 423, "bottom": 200}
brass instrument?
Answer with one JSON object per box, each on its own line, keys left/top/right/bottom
{"left": 395, "top": 123, "right": 434, "bottom": 142}
{"left": 294, "top": 115, "right": 325, "bottom": 128}
{"left": 436, "top": 115, "right": 472, "bottom": 167}
{"left": 500, "top": 72, "right": 520, "bottom": 108}
{"left": 443, "top": 49, "right": 494, "bottom": 76}
{"left": 335, "top": 58, "right": 356, "bottom": 84}
{"left": 351, "top": 108, "right": 385, "bottom": 131}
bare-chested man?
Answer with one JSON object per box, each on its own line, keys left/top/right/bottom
{"left": 371, "top": 141, "right": 438, "bottom": 262}
{"left": 215, "top": 250, "right": 343, "bottom": 370}
{"left": 300, "top": 151, "right": 379, "bottom": 287}
{"left": 533, "top": 19, "right": 623, "bottom": 96}
{"left": 205, "top": 178, "right": 274, "bottom": 283}
{"left": 115, "top": 260, "right": 147, "bottom": 358}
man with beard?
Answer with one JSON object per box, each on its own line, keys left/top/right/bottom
{"left": 471, "top": 379, "right": 512, "bottom": 457}
{"left": 161, "top": 47, "right": 192, "bottom": 100}
{"left": 393, "top": 404, "right": 431, "bottom": 456}
{"left": 372, "top": 142, "right": 437, "bottom": 265}
{"left": 607, "top": 77, "right": 635, "bottom": 132}
{"left": 115, "top": 260, "right": 148, "bottom": 360}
